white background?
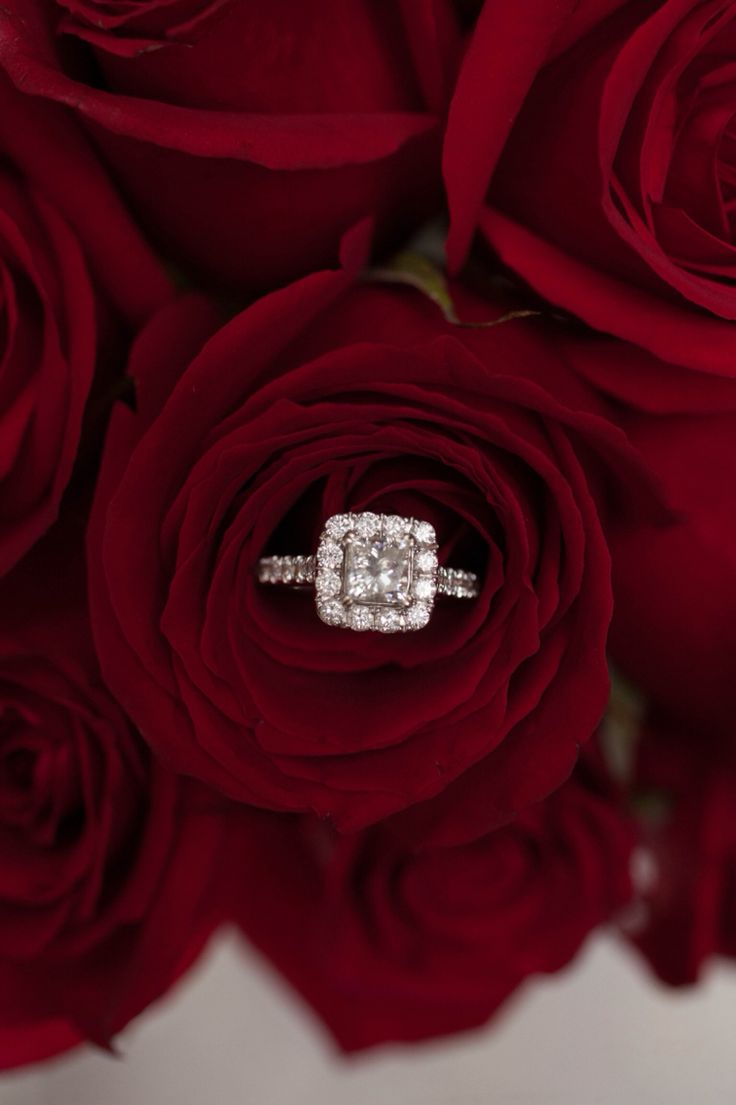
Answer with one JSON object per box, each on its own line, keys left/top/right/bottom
{"left": 2, "top": 931, "right": 735, "bottom": 1105}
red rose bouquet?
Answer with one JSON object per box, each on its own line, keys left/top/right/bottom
{"left": 0, "top": 0, "right": 734, "bottom": 1065}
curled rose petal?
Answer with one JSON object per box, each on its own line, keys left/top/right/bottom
{"left": 56, "top": 0, "right": 235, "bottom": 55}
{"left": 444, "top": 0, "right": 736, "bottom": 389}
{"left": 0, "top": 0, "right": 461, "bottom": 291}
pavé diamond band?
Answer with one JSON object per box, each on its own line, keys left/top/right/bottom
{"left": 258, "top": 512, "right": 479, "bottom": 633}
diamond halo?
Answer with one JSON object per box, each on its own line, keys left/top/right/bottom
{"left": 257, "top": 512, "right": 478, "bottom": 632}
{"left": 315, "top": 512, "right": 438, "bottom": 634}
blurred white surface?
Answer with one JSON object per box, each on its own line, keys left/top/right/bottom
{"left": 2, "top": 930, "right": 735, "bottom": 1105}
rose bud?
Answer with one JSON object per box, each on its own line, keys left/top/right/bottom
{"left": 0, "top": 72, "right": 169, "bottom": 578}
{"left": 0, "top": 525, "right": 232, "bottom": 1069}
{"left": 0, "top": 0, "right": 461, "bottom": 292}
{"left": 235, "top": 764, "right": 634, "bottom": 1049}
{"left": 87, "top": 227, "right": 654, "bottom": 843}
{"left": 624, "top": 709, "right": 736, "bottom": 986}
{"left": 444, "top": 0, "right": 736, "bottom": 387}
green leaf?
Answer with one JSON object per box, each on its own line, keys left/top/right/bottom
{"left": 367, "top": 251, "right": 540, "bottom": 329}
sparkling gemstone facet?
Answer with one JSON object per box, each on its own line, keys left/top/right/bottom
{"left": 412, "top": 520, "right": 435, "bottom": 546}
{"left": 343, "top": 536, "right": 413, "bottom": 607}
{"left": 316, "top": 570, "right": 341, "bottom": 597}
{"left": 406, "top": 603, "right": 431, "bottom": 629}
{"left": 349, "top": 606, "right": 374, "bottom": 631}
{"left": 414, "top": 577, "right": 434, "bottom": 601}
{"left": 376, "top": 609, "right": 402, "bottom": 632}
{"left": 318, "top": 542, "right": 343, "bottom": 569}
{"left": 319, "top": 599, "right": 346, "bottom": 626}
{"left": 415, "top": 549, "right": 437, "bottom": 573}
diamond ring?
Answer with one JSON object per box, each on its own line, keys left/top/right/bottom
{"left": 257, "top": 512, "right": 479, "bottom": 633}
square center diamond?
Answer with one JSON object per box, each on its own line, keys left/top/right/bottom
{"left": 342, "top": 536, "right": 413, "bottom": 607}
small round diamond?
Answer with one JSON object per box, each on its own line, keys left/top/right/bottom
{"left": 406, "top": 603, "right": 431, "bottom": 629}
{"left": 383, "top": 515, "right": 411, "bottom": 540}
{"left": 354, "top": 512, "right": 380, "bottom": 539}
{"left": 324, "top": 514, "right": 352, "bottom": 539}
{"left": 318, "top": 600, "right": 346, "bottom": 627}
{"left": 318, "top": 542, "right": 343, "bottom": 569}
{"left": 376, "top": 609, "right": 402, "bottom": 633}
{"left": 412, "top": 520, "right": 436, "bottom": 546}
{"left": 316, "top": 570, "right": 341, "bottom": 597}
{"left": 414, "top": 577, "right": 435, "bottom": 601}
{"left": 349, "top": 606, "right": 374, "bottom": 631}
{"left": 415, "top": 549, "right": 438, "bottom": 573}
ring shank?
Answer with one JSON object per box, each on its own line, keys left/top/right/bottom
{"left": 258, "top": 555, "right": 316, "bottom": 586}
{"left": 258, "top": 556, "right": 479, "bottom": 599}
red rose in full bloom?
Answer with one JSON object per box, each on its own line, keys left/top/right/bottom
{"left": 87, "top": 230, "right": 651, "bottom": 843}
{"left": 0, "top": 74, "right": 168, "bottom": 578}
{"left": 236, "top": 766, "right": 634, "bottom": 1049}
{"left": 0, "top": 527, "right": 232, "bottom": 1069}
{"left": 626, "top": 710, "right": 736, "bottom": 985}
{"left": 0, "top": 0, "right": 460, "bottom": 292}
{"left": 444, "top": 0, "right": 736, "bottom": 389}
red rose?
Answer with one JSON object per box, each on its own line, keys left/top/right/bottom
{"left": 444, "top": 0, "right": 736, "bottom": 386}
{"left": 236, "top": 768, "right": 634, "bottom": 1049}
{"left": 606, "top": 404, "right": 736, "bottom": 738}
{"left": 0, "top": 0, "right": 460, "bottom": 292}
{"left": 626, "top": 710, "right": 736, "bottom": 985}
{"left": 550, "top": 329, "right": 736, "bottom": 417}
{"left": 56, "top": 0, "right": 234, "bottom": 55}
{"left": 0, "top": 527, "right": 231, "bottom": 1068}
{"left": 0, "top": 72, "right": 168, "bottom": 325}
{"left": 88, "top": 230, "right": 650, "bottom": 843}
{"left": 0, "top": 73, "right": 168, "bottom": 578}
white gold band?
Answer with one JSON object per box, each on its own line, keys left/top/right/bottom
{"left": 258, "top": 555, "right": 479, "bottom": 600}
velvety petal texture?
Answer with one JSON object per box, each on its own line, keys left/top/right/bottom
{"left": 607, "top": 403, "right": 736, "bottom": 739}
{"left": 626, "top": 711, "right": 736, "bottom": 985}
{"left": 0, "top": 0, "right": 731, "bottom": 1067}
{"left": 0, "top": 526, "right": 232, "bottom": 1067}
{"left": 0, "top": 0, "right": 461, "bottom": 291}
{"left": 0, "top": 72, "right": 169, "bottom": 578}
{"left": 88, "top": 238, "right": 651, "bottom": 843}
{"left": 236, "top": 765, "right": 634, "bottom": 1049}
{"left": 445, "top": 0, "right": 736, "bottom": 388}
{"left": 56, "top": 0, "right": 235, "bottom": 55}
{"left": 0, "top": 168, "right": 93, "bottom": 577}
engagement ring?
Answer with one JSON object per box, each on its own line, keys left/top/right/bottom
{"left": 258, "top": 512, "right": 479, "bottom": 633}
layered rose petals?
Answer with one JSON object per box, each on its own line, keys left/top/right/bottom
{"left": 0, "top": 530, "right": 231, "bottom": 1066}
{"left": 0, "top": 73, "right": 169, "bottom": 578}
{"left": 236, "top": 768, "right": 634, "bottom": 1049}
{"left": 445, "top": 0, "right": 736, "bottom": 386}
{"left": 0, "top": 0, "right": 461, "bottom": 291}
{"left": 56, "top": 0, "right": 234, "bottom": 54}
{"left": 0, "top": 170, "right": 94, "bottom": 576}
{"left": 88, "top": 239, "right": 651, "bottom": 842}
